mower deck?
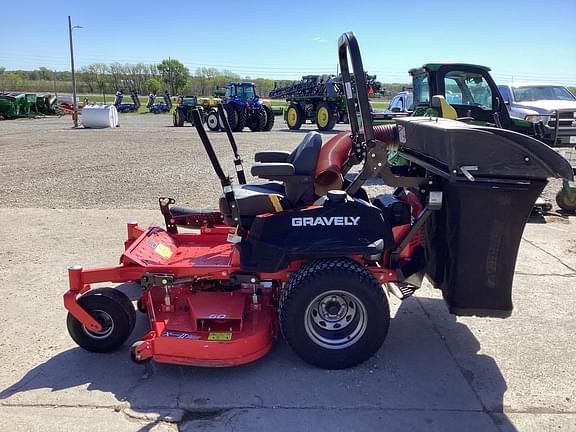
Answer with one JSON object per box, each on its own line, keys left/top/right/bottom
{"left": 135, "top": 287, "right": 276, "bottom": 367}
{"left": 128, "top": 226, "right": 278, "bottom": 366}
{"left": 67, "top": 224, "right": 278, "bottom": 367}
{"left": 123, "top": 225, "right": 235, "bottom": 269}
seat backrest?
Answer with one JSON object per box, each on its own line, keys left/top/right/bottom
{"left": 284, "top": 131, "right": 322, "bottom": 205}
{"left": 431, "top": 95, "right": 457, "bottom": 120}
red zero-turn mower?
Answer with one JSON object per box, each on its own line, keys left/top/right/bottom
{"left": 64, "top": 33, "right": 573, "bottom": 369}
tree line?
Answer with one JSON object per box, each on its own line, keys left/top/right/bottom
{"left": 10, "top": 59, "right": 557, "bottom": 99}
{"left": 0, "top": 59, "right": 293, "bottom": 98}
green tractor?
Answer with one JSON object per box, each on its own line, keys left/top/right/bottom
{"left": 173, "top": 96, "right": 205, "bottom": 127}
{"left": 269, "top": 75, "right": 347, "bottom": 131}
{"left": 409, "top": 63, "right": 535, "bottom": 132}
{"left": 408, "top": 63, "right": 576, "bottom": 211}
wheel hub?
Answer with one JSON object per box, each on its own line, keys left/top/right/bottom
{"left": 82, "top": 309, "right": 114, "bottom": 339}
{"left": 318, "top": 108, "right": 329, "bottom": 126}
{"left": 305, "top": 290, "right": 367, "bottom": 349}
{"left": 319, "top": 296, "right": 348, "bottom": 321}
{"left": 207, "top": 115, "right": 218, "bottom": 128}
{"left": 287, "top": 108, "right": 297, "bottom": 125}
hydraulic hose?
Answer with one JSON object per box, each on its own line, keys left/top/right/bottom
{"left": 314, "top": 125, "right": 398, "bottom": 195}
{"left": 373, "top": 124, "right": 398, "bottom": 145}
{"left": 314, "top": 131, "right": 352, "bottom": 193}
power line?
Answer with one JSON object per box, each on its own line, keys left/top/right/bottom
{"left": 2, "top": 53, "right": 574, "bottom": 84}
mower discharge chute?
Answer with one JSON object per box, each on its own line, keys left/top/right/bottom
{"left": 64, "top": 33, "right": 573, "bottom": 370}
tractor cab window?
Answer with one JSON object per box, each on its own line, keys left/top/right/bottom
{"left": 412, "top": 75, "right": 430, "bottom": 106}
{"left": 225, "top": 86, "right": 236, "bottom": 97}
{"left": 406, "top": 93, "right": 414, "bottom": 111}
{"left": 390, "top": 95, "right": 404, "bottom": 112}
{"left": 237, "top": 86, "right": 256, "bottom": 100}
{"left": 444, "top": 71, "right": 493, "bottom": 110}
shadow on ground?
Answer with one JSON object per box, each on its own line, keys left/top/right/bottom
{"left": 1, "top": 293, "right": 517, "bottom": 431}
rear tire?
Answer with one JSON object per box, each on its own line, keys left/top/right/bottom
{"left": 206, "top": 111, "right": 221, "bottom": 131}
{"left": 233, "top": 105, "right": 246, "bottom": 132}
{"left": 315, "top": 102, "right": 336, "bottom": 131}
{"left": 249, "top": 108, "right": 267, "bottom": 132}
{"left": 67, "top": 288, "right": 136, "bottom": 353}
{"left": 556, "top": 186, "right": 576, "bottom": 212}
{"left": 280, "top": 258, "right": 390, "bottom": 369}
{"left": 286, "top": 103, "right": 304, "bottom": 130}
{"left": 223, "top": 104, "right": 239, "bottom": 130}
{"left": 263, "top": 105, "right": 275, "bottom": 131}
{"left": 174, "top": 109, "right": 184, "bottom": 127}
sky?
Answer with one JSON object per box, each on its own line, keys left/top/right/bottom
{"left": 1, "top": 0, "right": 575, "bottom": 85}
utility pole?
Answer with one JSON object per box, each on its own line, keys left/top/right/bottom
{"left": 68, "top": 16, "right": 82, "bottom": 128}
{"left": 53, "top": 70, "right": 58, "bottom": 98}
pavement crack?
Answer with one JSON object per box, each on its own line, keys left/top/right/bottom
{"left": 515, "top": 272, "right": 576, "bottom": 277}
{"left": 3, "top": 403, "right": 576, "bottom": 415}
{"left": 0, "top": 402, "right": 121, "bottom": 409}
{"left": 522, "top": 237, "right": 576, "bottom": 273}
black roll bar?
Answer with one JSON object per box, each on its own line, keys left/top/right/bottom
{"left": 190, "top": 108, "right": 241, "bottom": 227}
{"left": 337, "top": 31, "right": 375, "bottom": 144}
{"left": 217, "top": 103, "right": 247, "bottom": 184}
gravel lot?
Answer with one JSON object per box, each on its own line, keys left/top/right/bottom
{"left": 0, "top": 114, "right": 348, "bottom": 210}
{"left": 0, "top": 113, "right": 574, "bottom": 431}
{"left": 0, "top": 114, "right": 565, "bottom": 210}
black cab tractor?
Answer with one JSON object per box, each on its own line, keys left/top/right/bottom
{"left": 408, "top": 63, "right": 576, "bottom": 211}
{"left": 63, "top": 33, "right": 572, "bottom": 372}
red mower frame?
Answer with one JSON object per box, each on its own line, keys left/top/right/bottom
{"left": 64, "top": 32, "right": 433, "bottom": 370}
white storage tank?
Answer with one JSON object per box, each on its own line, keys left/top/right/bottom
{"left": 81, "top": 105, "right": 119, "bottom": 128}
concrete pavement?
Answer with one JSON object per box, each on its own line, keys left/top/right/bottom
{"left": 0, "top": 209, "right": 574, "bottom": 431}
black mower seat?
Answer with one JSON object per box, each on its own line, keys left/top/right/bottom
{"left": 219, "top": 183, "right": 288, "bottom": 226}
{"left": 250, "top": 131, "right": 322, "bottom": 206}
{"left": 220, "top": 132, "right": 323, "bottom": 227}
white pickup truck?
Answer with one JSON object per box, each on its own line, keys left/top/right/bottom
{"left": 497, "top": 83, "right": 576, "bottom": 146}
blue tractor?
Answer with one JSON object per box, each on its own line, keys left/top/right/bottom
{"left": 147, "top": 90, "right": 173, "bottom": 114}
{"left": 205, "top": 82, "right": 274, "bottom": 132}
{"left": 114, "top": 90, "right": 141, "bottom": 113}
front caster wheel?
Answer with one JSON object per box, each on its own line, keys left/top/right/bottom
{"left": 280, "top": 258, "right": 390, "bottom": 369}
{"left": 130, "top": 341, "right": 149, "bottom": 364}
{"left": 67, "top": 288, "right": 136, "bottom": 353}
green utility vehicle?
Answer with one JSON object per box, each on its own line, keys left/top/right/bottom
{"left": 409, "top": 63, "right": 576, "bottom": 211}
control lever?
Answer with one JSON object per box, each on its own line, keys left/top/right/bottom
{"left": 460, "top": 165, "right": 479, "bottom": 182}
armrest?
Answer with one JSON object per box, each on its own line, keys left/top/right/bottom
{"left": 251, "top": 162, "right": 295, "bottom": 177}
{"left": 251, "top": 162, "right": 311, "bottom": 183}
{"left": 254, "top": 150, "right": 291, "bottom": 163}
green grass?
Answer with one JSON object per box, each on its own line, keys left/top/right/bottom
{"left": 82, "top": 94, "right": 288, "bottom": 114}
{"left": 81, "top": 94, "right": 166, "bottom": 114}
{"left": 80, "top": 94, "right": 390, "bottom": 115}
{"left": 370, "top": 101, "right": 389, "bottom": 109}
